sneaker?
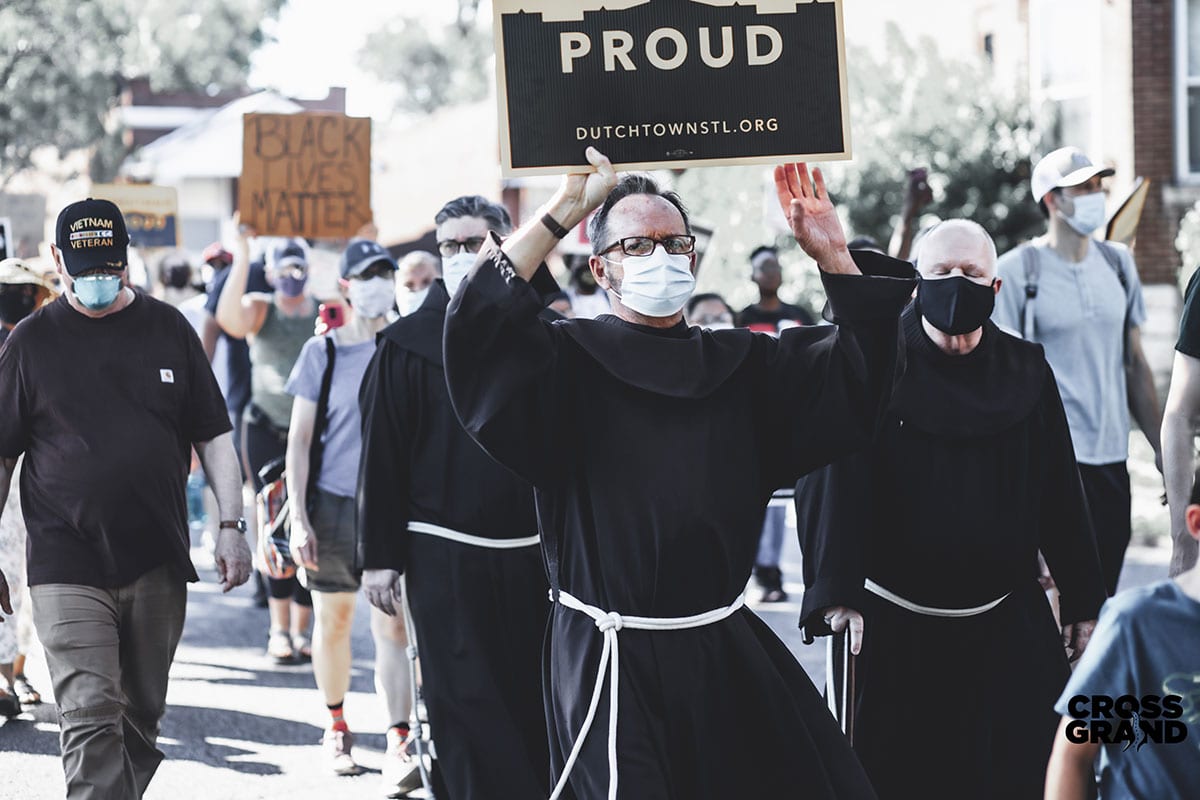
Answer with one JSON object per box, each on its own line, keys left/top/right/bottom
{"left": 323, "top": 725, "right": 361, "bottom": 776}
{"left": 760, "top": 586, "right": 789, "bottom": 603}
{"left": 754, "top": 566, "right": 788, "bottom": 603}
{"left": 383, "top": 726, "right": 423, "bottom": 797}
{"left": 0, "top": 689, "right": 20, "bottom": 719}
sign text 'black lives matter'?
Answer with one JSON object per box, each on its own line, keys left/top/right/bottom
{"left": 240, "top": 112, "right": 372, "bottom": 240}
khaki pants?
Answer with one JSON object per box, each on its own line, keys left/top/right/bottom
{"left": 31, "top": 564, "right": 187, "bottom": 800}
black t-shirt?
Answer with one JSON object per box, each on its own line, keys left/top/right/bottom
{"left": 738, "top": 301, "right": 817, "bottom": 330}
{"left": 0, "top": 293, "right": 232, "bottom": 587}
{"left": 205, "top": 259, "right": 270, "bottom": 413}
{"left": 1176, "top": 268, "right": 1200, "bottom": 358}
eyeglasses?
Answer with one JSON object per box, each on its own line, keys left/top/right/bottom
{"left": 600, "top": 235, "right": 696, "bottom": 258}
{"left": 354, "top": 261, "right": 395, "bottom": 281}
{"left": 437, "top": 237, "right": 486, "bottom": 257}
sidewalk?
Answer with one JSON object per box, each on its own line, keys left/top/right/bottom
{"left": 0, "top": 537, "right": 1172, "bottom": 799}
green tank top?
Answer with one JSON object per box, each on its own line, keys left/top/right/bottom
{"left": 250, "top": 301, "right": 317, "bottom": 429}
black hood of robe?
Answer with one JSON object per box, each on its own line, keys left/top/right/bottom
{"left": 379, "top": 278, "right": 450, "bottom": 366}
{"left": 892, "top": 301, "right": 1048, "bottom": 437}
{"left": 559, "top": 314, "right": 756, "bottom": 400}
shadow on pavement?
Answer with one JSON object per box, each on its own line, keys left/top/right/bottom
{"left": 158, "top": 705, "right": 329, "bottom": 775}
{"left": 0, "top": 703, "right": 61, "bottom": 756}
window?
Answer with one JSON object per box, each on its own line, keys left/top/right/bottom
{"left": 1179, "top": 0, "right": 1200, "bottom": 179}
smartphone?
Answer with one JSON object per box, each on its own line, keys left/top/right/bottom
{"left": 318, "top": 303, "right": 345, "bottom": 330}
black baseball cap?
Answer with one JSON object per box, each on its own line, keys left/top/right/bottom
{"left": 340, "top": 239, "right": 397, "bottom": 279}
{"left": 54, "top": 199, "right": 130, "bottom": 277}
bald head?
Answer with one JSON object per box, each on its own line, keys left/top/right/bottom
{"left": 915, "top": 220, "right": 998, "bottom": 282}
{"left": 399, "top": 251, "right": 440, "bottom": 290}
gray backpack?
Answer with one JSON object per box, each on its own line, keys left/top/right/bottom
{"left": 1019, "top": 239, "right": 1132, "bottom": 365}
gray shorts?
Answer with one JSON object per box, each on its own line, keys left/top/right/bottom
{"left": 298, "top": 488, "right": 361, "bottom": 593}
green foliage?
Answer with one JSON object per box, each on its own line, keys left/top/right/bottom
{"left": 0, "top": 0, "right": 281, "bottom": 184}
{"left": 673, "top": 24, "right": 1047, "bottom": 311}
{"left": 831, "top": 23, "right": 1045, "bottom": 256}
{"left": 359, "top": 2, "right": 491, "bottom": 115}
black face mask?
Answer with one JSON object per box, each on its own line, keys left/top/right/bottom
{"left": 0, "top": 285, "right": 37, "bottom": 326}
{"left": 917, "top": 275, "right": 996, "bottom": 336}
{"left": 164, "top": 265, "right": 192, "bottom": 290}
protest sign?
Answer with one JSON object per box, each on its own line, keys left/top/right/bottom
{"left": 1106, "top": 177, "right": 1150, "bottom": 246}
{"left": 90, "top": 183, "right": 180, "bottom": 248}
{"left": 239, "top": 112, "right": 372, "bottom": 239}
{"left": 493, "top": 0, "right": 850, "bottom": 176}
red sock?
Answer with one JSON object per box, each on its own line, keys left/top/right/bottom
{"left": 328, "top": 701, "right": 348, "bottom": 731}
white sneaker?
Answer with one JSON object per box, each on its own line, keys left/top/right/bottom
{"left": 323, "top": 726, "right": 361, "bottom": 776}
{"left": 383, "top": 726, "right": 423, "bottom": 797}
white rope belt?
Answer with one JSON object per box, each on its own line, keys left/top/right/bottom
{"left": 407, "top": 521, "right": 539, "bottom": 549}
{"left": 864, "top": 578, "right": 1009, "bottom": 618}
{"left": 548, "top": 590, "right": 746, "bottom": 800}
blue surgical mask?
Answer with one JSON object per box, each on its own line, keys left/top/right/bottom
{"left": 73, "top": 274, "right": 123, "bottom": 311}
{"left": 1057, "top": 192, "right": 1107, "bottom": 236}
{"left": 276, "top": 272, "right": 308, "bottom": 298}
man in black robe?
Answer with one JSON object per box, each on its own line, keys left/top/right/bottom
{"left": 795, "top": 220, "right": 1108, "bottom": 800}
{"left": 443, "top": 148, "right": 917, "bottom": 799}
{"left": 357, "top": 195, "right": 551, "bottom": 799}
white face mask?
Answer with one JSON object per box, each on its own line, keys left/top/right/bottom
{"left": 605, "top": 247, "right": 696, "bottom": 318}
{"left": 442, "top": 252, "right": 477, "bottom": 297}
{"left": 348, "top": 275, "right": 396, "bottom": 319}
{"left": 397, "top": 286, "right": 429, "bottom": 316}
{"left": 1057, "top": 191, "right": 1106, "bottom": 236}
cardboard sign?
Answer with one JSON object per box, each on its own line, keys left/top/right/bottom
{"left": 493, "top": 0, "right": 850, "bottom": 176}
{"left": 89, "top": 184, "right": 180, "bottom": 248}
{"left": 1106, "top": 176, "right": 1150, "bottom": 246}
{"left": 239, "top": 112, "right": 372, "bottom": 239}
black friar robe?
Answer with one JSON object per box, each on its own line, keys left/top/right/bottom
{"left": 357, "top": 279, "right": 550, "bottom": 800}
{"left": 795, "top": 304, "right": 1108, "bottom": 800}
{"left": 444, "top": 241, "right": 917, "bottom": 800}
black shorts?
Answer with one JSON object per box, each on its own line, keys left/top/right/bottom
{"left": 1078, "top": 461, "right": 1131, "bottom": 596}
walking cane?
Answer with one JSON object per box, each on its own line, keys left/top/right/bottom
{"left": 825, "top": 630, "right": 857, "bottom": 746}
{"left": 400, "top": 575, "right": 436, "bottom": 798}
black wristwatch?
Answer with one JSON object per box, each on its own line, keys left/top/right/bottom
{"left": 219, "top": 518, "right": 248, "bottom": 534}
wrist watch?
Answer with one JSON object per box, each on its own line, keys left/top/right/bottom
{"left": 219, "top": 518, "right": 248, "bottom": 534}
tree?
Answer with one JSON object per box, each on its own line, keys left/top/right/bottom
{"left": 359, "top": 1, "right": 492, "bottom": 115}
{"left": 831, "top": 23, "right": 1046, "bottom": 256}
{"left": 671, "top": 23, "right": 1047, "bottom": 311}
{"left": 0, "top": 0, "right": 282, "bottom": 185}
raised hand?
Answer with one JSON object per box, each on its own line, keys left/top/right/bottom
{"left": 550, "top": 147, "right": 619, "bottom": 230}
{"left": 774, "top": 163, "right": 858, "bottom": 275}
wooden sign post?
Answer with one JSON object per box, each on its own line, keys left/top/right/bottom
{"left": 239, "top": 112, "right": 372, "bottom": 239}
{"left": 493, "top": 0, "right": 850, "bottom": 176}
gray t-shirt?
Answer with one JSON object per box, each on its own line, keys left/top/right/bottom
{"left": 1054, "top": 581, "right": 1200, "bottom": 799}
{"left": 994, "top": 240, "right": 1146, "bottom": 464}
{"left": 285, "top": 334, "right": 377, "bottom": 499}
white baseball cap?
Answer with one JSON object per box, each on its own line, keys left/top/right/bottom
{"left": 1031, "top": 147, "right": 1114, "bottom": 203}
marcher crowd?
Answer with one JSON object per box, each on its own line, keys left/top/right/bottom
{"left": 0, "top": 143, "right": 1197, "bottom": 800}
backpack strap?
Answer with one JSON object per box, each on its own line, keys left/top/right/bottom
{"left": 1094, "top": 239, "right": 1133, "bottom": 367}
{"left": 1020, "top": 243, "right": 1040, "bottom": 341}
{"left": 305, "top": 336, "right": 338, "bottom": 511}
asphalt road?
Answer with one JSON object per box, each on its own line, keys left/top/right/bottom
{"left": 0, "top": 526, "right": 1169, "bottom": 799}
